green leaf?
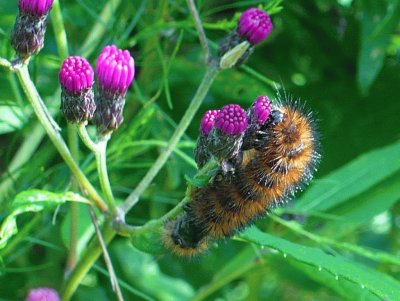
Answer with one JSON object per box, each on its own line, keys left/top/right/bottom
{"left": 294, "top": 141, "right": 400, "bottom": 213}
{"left": 0, "top": 190, "right": 90, "bottom": 249}
{"left": 240, "top": 227, "right": 400, "bottom": 301}
{"left": 113, "top": 240, "right": 195, "bottom": 301}
{"left": 322, "top": 170, "right": 400, "bottom": 236}
{"left": 129, "top": 226, "right": 165, "bottom": 255}
{"left": 291, "top": 261, "right": 380, "bottom": 301}
{"left": 0, "top": 105, "right": 27, "bottom": 134}
{"left": 357, "top": 0, "right": 400, "bottom": 94}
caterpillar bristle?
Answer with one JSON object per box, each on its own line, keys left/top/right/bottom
{"left": 166, "top": 98, "right": 320, "bottom": 256}
{"left": 162, "top": 214, "right": 209, "bottom": 257}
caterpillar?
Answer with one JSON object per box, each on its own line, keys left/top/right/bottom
{"left": 163, "top": 95, "right": 320, "bottom": 257}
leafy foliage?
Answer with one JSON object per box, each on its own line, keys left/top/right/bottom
{"left": 0, "top": 0, "right": 399, "bottom": 300}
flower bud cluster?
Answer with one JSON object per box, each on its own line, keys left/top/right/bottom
{"left": 58, "top": 45, "right": 135, "bottom": 135}
{"left": 194, "top": 96, "right": 273, "bottom": 172}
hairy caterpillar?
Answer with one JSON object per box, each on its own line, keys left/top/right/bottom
{"left": 163, "top": 97, "right": 320, "bottom": 257}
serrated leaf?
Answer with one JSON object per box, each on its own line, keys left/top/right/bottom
{"left": 291, "top": 261, "right": 380, "bottom": 301}
{"left": 0, "top": 190, "right": 90, "bottom": 249}
{"left": 294, "top": 141, "right": 400, "bottom": 213}
{"left": 240, "top": 227, "right": 400, "bottom": 301}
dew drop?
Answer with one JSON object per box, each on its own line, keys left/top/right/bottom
{"left": 283, "top": 253, "right": 287, "bottom": 258}
{"left": 335, "top": 275, "right": 339, "bottom": 280}
{"left": 318, "top": 266, "right": 322, "bottom": 272}
{"left": 260, "top": 245, "right": 265, "bottom": 249}
{"left": 361, "top": 284, "right": 365, "bottom": 289}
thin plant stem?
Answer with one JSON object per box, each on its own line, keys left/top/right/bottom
{"left": 95, "top": 138, "right": 117, "bottom": 214}
{"left": 77, "top": 125, "right": 98, "bottom": 153}
{"left": 88, "top": 207, "right": 124, "bottom": 301}
{"left": 51, "top": 0, "right": 69, "bottom": 60}
{"left": 61, "top": 222, "right": 116, "bottom": 301}
{"left": 0, "top": 57, "right": 11, "bottom": 68}
{"left": 119, "top": 63, "right": 219, "bottom": 215}
{"left": 66, "top": 124, "right": 80, "bottom": 273}
{"left": 77, "top": 126, "right": 117, "bottom": 213}
{"left": 186, "top": 0, "right": 211, "bottom": 62}
{"left": 15, "top": 65, "right": 108, "bottom": 213}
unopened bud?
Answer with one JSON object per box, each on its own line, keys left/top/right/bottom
{"left": 11, "top": 0, "right": 54, "bottom": 59}
{"left": 94, "top": 45, "right": 135, "bottom": 135}
{"left": 59, "top": 56, "right": 95, "bottom": 124}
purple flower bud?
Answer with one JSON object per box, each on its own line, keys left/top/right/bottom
{"left": 11, "top": 0, "right": 54, "bottom": 59}
{"left": 238, "top": 8, "right": 273, "bottom": 45}
{"left": 96, "top": 45, "right": 135, "bottom": 95}
{"left": 59, "top": 56, "right": 96, "bottom": 124}
{"left": 200, "top": 110, "right": 220, "bottom": 135}
{"left": 26, "top": 288, "right": 60, "bottom": 301}
{"left": 252, "top": 95, "right": 272, "bottom": 125}
{"left": 195, "top": 110, "right": 220, "bottom": 168}
{"left": 214, "top": 104, "right": 248, "bottom": 135}
{"left": 19, "top": 0, "right": 54, "bottom": 16}
{"left": 94, "top": 45, "right": 135, "bottom": 135}
{"left": 206, "top": 105, "right": 248, "bottom": 172}
{"left": 243, "top": 96, "right": 274, "bottom": 151}
{"left": 59, "top": 56, "right": 94, "bottom": 94}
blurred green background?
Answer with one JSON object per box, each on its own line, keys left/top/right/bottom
{"left": 0, "top": 0, "right": 399, "bottom": 300}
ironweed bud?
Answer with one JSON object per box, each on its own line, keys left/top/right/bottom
{"left": 59, "top": 56, "right": 95, "bottom": 124}
{"left": 11, "top": 0, "right": 54, "bottom": 59}
{"left": 195, "top": 110, "right": 220, "bottom": 168}
{"left": 208, "top": 104, "right": 248, "bottom": 172}
{"left": 26, "top": 287, "right": 60, "bottom": 301}
{"left": 243, "top": 96, "right": 280, "bottom": 151}
{"left": 218, "top": 8, "right": 272, "bottom": 68}
{"left": 238, "top": 8, "right": 273, "bottom": 45}
{"left": 94, "top": 45, "right": 135, "bottom": 135}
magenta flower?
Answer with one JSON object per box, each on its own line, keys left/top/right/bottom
{"left": 96, "top": 45, "right": 135, "bottom": 95}
{"left": 214, "top": 104, "right": 248, "bottom": 135}
{"left": 11, "top": 0, "right": 54, "bottom": 59}
{"left": 200, "top": 110, "right": 220, "bottom": 135}
{"left": 94, "top": 45, "right": 135, "bottom": 135}
{"left": 18, "top": 0, "right": 54, "bottom": 16}
{"left": 26, "top": 288, "right": 60, "bottom": 301}
{"left": 238, "top": 8, "right": 273, "bottom": 45}
{"left": 59, "top": 56, "right": 95, "bottom": 124}
{"left": 59, "top": 56, "right": 94, "bottom": 94}
{"left": 252, "top": 95, "right": 272, "bottom": 125}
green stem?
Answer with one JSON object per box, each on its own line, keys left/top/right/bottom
{"left": 61, "top": 222, "right": 116, "bottom": 301}
{"left": 15, "top": 65, "right": 108, "bottom": 213}
{"left": 77, "top": 126, "right": 117, "bottom": 213}
{"left": 186, "top": 0, "right": 211, "bottom": 62}
{"left": 51, "top": 0, "right": 69, "bottom": 60}
{"left": 95, "top": 138, "right": 117, "bottom": 214}
{"left": 0, "top": 57, "right": 11, "bottom": 68}
{"left": 119, "top": 63, "right": 219, "bottom": 215}
{"left": 66, "top": 126, "right": 80, "bottom": 273}
{"left": 77, "top": 125, "right": 98, "bottom": 153}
